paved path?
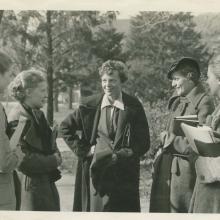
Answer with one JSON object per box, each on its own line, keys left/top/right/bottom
{"left": 56, "top": 138, "right": 149, "bottom": 212}
{"left": 56, "top": 172, "right": 75, "bottom": 211}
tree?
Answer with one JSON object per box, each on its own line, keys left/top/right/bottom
{"left": 45, "top": 11, "right": 54, "bottom": 126}
{"left": 91, "top": 26, "right": 125, "bottom": 61}
{"left": 194, "top": 13, "right": 220, "bottom": 56}
{"left": 125, "top": 12, "right": 210, "bottom": 103}
{"left": 0, "top": 10, "right": 4, "bottom": 24}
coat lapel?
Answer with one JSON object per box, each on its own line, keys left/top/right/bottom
{"left": 90, "top": 106, "right": 101, "bottom": 145}
{"left": 113, "top": 106, "right": 130, "bottom": 148}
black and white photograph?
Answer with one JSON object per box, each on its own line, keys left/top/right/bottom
{"left": 1, "top": 0, "right": 220, "bottom": 219}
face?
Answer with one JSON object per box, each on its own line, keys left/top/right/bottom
{"left": 25, "top": 81, "right": 47, "bottom": 109}
{"left": 171, "top": 71, "right": 195, "bottom": 96}
{"left": 101, "top": 71, "right": 122, "bottom": 101}
{"left": 207, "top": 66, "right": 220, "bottom": 96}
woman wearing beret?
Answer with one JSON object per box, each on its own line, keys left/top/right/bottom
{"left": 8, "top": 69, "right": 62, "bottom": 211}
{"left": 189, "top": 55, "right": 220, "bottom": 213}
{"left": 0, "top": 51, "right": 24, "bottom": 210}
{"left": 150, "top": 57, "right": 214, "bottom": 213}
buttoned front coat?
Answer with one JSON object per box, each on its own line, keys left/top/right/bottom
{"left": 60, "top": 92, "right": 150, "bottom": 212}
{"left": 150, "top": 84, "right": 214, "bottom": 213}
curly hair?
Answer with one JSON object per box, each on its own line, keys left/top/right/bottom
{"left": 8, "top": 69, "right": 46, "bottom": 102}
{"left": 99, "top": 60, "right": 128, "bottom": 83}
{"left": 0, "top": 51, "right": 12, "bottom": 75}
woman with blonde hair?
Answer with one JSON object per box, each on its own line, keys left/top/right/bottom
{"left": 8, "top": 69, "right": 62, "bottom": 211}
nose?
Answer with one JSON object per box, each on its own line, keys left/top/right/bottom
{"left": 106, "top": 80, "right": 111, "bottom": 87}
{"left": 172, "top": 80, "right": 176, "bottom": 87}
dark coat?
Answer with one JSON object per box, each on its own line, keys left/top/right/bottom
{"left": 60, "top": 92, "right": 150, "bottom": 212}
{"left": 150, "top": 84, "right": 214, "bottom": 213}
{"left": 8, "top": 103, "right": 61, "bottom": 211}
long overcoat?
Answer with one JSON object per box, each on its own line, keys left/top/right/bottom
{"left": 150, "top": 84, "right": 214, "bottom": 213}
{"left": 60, "top": 92, "right": 150, "bottom": 212}
{"left": 8, "top": 103, "right": 61, "bottom": 211}
{"left": 0, "top": 103, "right": 23, "bottom": 210}
{"left": 189, "top": 104, "right": 220, "bottom": 213}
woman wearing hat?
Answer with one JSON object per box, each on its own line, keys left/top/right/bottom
{"left": 189, "top": 55, "right": 220, "bottom": 213}
{"left": 150, "top": 57, "right": 214, "bottom": 213}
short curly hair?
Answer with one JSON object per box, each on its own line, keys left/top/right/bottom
{"left": 99, "top": 60, "right": 128, "bottom": 83}
{"left": 8, "top": 69, "right": 46, "bottom": 102}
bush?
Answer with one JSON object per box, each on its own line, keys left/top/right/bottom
{"left": 143, "top": 99, "right": 170, "bottom": 160}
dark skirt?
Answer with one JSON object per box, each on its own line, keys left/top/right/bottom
{"left": 20, "top": 174, "right": 60, "bottom": 211}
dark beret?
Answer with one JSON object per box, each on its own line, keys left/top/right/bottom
{"left": 167, "top": 57, "right": 201, "bottom": 80}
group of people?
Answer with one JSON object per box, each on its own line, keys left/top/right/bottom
{"left": 0, "top": 49, "right": 220, "bottom": 213}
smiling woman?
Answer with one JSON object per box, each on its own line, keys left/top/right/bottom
{"left": 7, "top": 69, "right": 62, "bottom": 211}
{"left": 150, "top": 57, "right": 214, "bottom": 213}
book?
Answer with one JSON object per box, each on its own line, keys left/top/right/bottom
{"left": 181, "top": 123, "right": 220, "bottom": 155}
{"left": 173, "top": 115, "right": 199, "bottom": 136}
{"left": 195, "top": 156, "right": 220, "bottom": 183}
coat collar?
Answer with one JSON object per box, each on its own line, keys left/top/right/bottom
{"left": 168, "top": 83, "right": 206, "bottom": 110}
{"left": 8, "top": 102, "right": 30, "bottom": 122}
{"left": 89, "top": 92, "right": 139, "bottom": 148}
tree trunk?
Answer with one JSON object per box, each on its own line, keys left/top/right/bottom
{"left": 68, "top": 86, "right": 73, "bottom": 110}
{"left": 0, "top": 10, "right": 4, "bottom": 24}
{"left": 46, "top": 11, "right": 54, "bottom": 126}
{"left": 54, "top": 83, "right": 59, "bottom": 112}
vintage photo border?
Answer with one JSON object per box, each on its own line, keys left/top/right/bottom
{"left": 1, "top": 0, "right": 220, "bottom": 219}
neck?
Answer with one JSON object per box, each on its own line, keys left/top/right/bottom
{"left": 23, "top": 100, "right": 34, "bottom": 109}
{"left": 107, "top": 92, "right": 121, "bottom": 104}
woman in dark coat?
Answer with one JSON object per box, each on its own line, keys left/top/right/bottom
{"left": 189, "top": 55, "right": 220, "bottom": 213}
{"left": 8, "top": 69, "right": 61, "bottom": 211}
{"left": 60, "top": 60, "right": 150, "bottom": 212}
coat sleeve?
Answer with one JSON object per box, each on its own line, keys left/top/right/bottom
{"left": 18, "top": 147, "right": 60, "bottom": 174}
{"left": 0, "top": 107, "right": 24, "bottom": 173}
{"left": 59, "top": 108, "right": 89, "bottom": 157}
{"left": 172, "top": 95, "right": 214, "bottom": 154}
{"left": 130, "top": 102, "right": 150, "bottom": 157}
{"left": 8, "top": 118, "right": 61, "bottom": 175}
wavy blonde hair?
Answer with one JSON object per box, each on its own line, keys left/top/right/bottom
{"left": 8, "top": 69, "right": 46, "bottom": 102}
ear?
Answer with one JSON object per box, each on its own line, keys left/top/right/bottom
{"left": 25, "top": 88, "right": 32, "bottom": 97}
{"left": 186, "top": 72, "right": 193, "bottom": 80}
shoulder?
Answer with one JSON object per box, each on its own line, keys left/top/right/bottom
{"left": 7, "top": 103, "right": 29, "bottom": 122}
{"left": 194, "top": 85, "right": 214, "bottom": 111}
{"left": 79, "top": 93, "right": 103, "bottom": 109}
{"left": 122, "top": 92, "right": 143, "bottom": 108}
